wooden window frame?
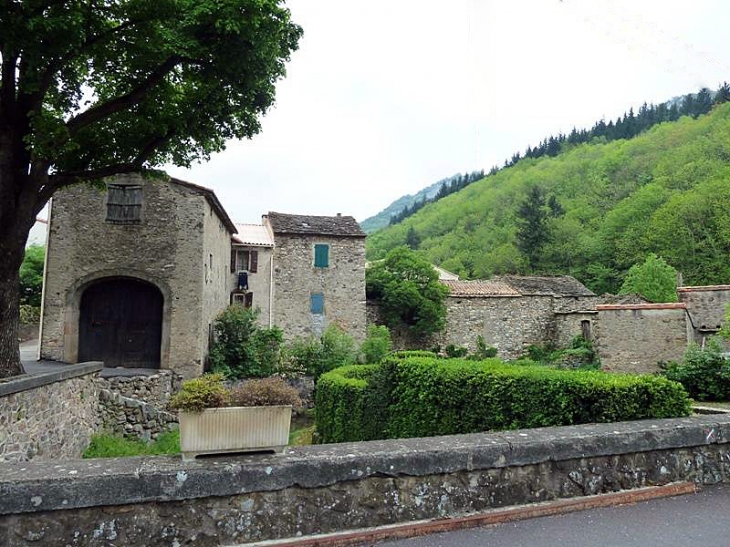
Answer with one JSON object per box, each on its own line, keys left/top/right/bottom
{"left": 106, "top": 184, "right": 143, "bottom": 224}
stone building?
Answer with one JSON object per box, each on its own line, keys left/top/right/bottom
{"left": 263, "top": 212, "right": 367, "bottom": 341}
{"left": 40, "top": 174, "right": 236, "bottom": 379}
{"left": 39, "top": 176, "right": 366, "bottom": 378}
{"left": 678, "top": 285, "right": 730, "bottom": 348}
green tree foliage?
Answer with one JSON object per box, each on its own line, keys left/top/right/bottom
{"left": 619, "top": 254, "right": 678, "bottom": 303}
{"left": 283, "top": 324, "right": 357, "bottom": 379}
{"left": 359, "top": 325, "right": 393, "bottom": 364}
{"left": 19, "top": 245, "right": 45, "bottom": 307}
{"left": 367, "top": 102, "right": 730, "bottom": 292}
{"left": 515, "top": 186, "right": 562, "bottom": 271}
{"left": 0, "top": 0, "right": 302, "bottom": 377}
{"left": 366, "top": 247, "right": 449, "bottom": 336}
{"left": 209, "top": 306, "right": 284, "bottom": 379}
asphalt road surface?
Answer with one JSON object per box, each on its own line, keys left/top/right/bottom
{"left": 378, "top": 485, "right": 730, "bottom": 547}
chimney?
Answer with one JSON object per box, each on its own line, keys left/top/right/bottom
{"left": 336, "top": 213, "right": 341, "bottom": 217}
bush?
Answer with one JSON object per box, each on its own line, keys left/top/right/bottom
{"left": 316, "top": 355, "right": 691, "bottom": 443}
{"left": 230, "top": 377, "right": 302, "bottom": 407}
{"left": 282, "top": 324, "right": 357, "bottom": 379}
{"left": 209, "top": 306, "right": 283, "bottom": 379}
{"left": 661, "top": 339, "right": 730, "bottom": 401}
{"left": 19, "top": 244, "right": 44, "bottom": 307}
{"left": 19, "top": 304, "right": 41, "bottom": 325}
{"left": 470, "top": 335, "right": 498, "bottom": 359}
{"left": 169, "top": 373, "right": 230, "bottom": 412}
{"left": 522, "top": 336, "right": 599, "bottom": 370}
{"left": 359, "top": 324, "right": 392, "bottom": 363}
{"left": 444, "top": 344, "right": 468, "bottom": 358}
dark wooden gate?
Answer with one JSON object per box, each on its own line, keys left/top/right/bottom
{"left": 79, "top": 278, "right": 163, "bottom": 368}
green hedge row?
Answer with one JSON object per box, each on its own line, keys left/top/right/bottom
{"left": 315, "top": 355, "right": 691, "bottom": 443}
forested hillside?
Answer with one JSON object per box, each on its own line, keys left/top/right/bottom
{"left": 366, "top": 102, "right": 730, "bottom": 294}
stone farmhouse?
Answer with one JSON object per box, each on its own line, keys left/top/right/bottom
{"left": 39, "top": 174, "right": 366, "bottom": 378}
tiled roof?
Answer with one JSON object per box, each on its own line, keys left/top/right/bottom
{"left": 265, "top": 212, "right": 366, "bottom": 237}
{"left": 496, "top": 275, "right": 595, "bottom": 297}
{"left": 232, "top": 224, "right": 274, "bottom": 247}
{"left": 441, "top": 279, "right": 520, "bottom": 297}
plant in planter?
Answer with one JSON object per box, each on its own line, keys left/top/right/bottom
{"left": 170, "top": 374, "right": 301, "bottom": 461}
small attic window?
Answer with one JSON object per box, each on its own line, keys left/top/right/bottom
{"left": 106, "top": 184, "right": 142, "bottom": 223}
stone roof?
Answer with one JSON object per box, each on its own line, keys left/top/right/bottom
{"left": 441, "top": 279, "right": 520, "bottom": 297}
{"left": 599, "top": 293, "right": 650, "bottom": 305}
{"left": 265, "top": 212, "right": 366, "bottom": 238}
{"left": 232, "top": 224, "right": 274, "bottom": 247}
{"left": 496, "top": 275, "right": 595, "bottom": 297}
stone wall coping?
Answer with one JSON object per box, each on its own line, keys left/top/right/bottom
{"left": 678, "top": 285, "right": 730, "bottom": 293}
{"left": 0, "top": 362, "right": 102, "bottom": 397}
{"left": 1, "top": 415, "right": 729, "bottom": 516}
{"left": 596, "top": 303, "right": 687, "bottom": 311}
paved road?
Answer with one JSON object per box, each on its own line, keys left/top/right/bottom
{"left": 378, "top": 485, "right": 730, "bottom": 547}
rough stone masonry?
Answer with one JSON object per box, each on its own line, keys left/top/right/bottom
{"left": 2, "top": 415, "right": 730, "bottom": 546}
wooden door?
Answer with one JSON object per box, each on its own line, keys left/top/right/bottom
{"left": 79, "top": 278, "right": 163, "bottom": 368}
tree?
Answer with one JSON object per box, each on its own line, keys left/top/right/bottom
{"left": 19, "top": 244, "right": 45, "bottom": 308}
{"left": 515, "top": 186, "right": 551, "bottom": 271}
{"left": 0, "top": 1, "right": 301, "bottom": 377}
{"left": 405, "top": 226, "right": 421, "bottom": 250}
{"left": 619, "top": 254, "right": 678, "bottom": 303}
{"left": 366, "top": 247, "right": 449, "bottom": 337}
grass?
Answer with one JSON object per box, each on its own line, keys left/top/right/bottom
{"left": 84, "top": 413, "right": 316, "bottom": 458}
{"left": 83, "top": 429, "right": 180, "bottom": 458}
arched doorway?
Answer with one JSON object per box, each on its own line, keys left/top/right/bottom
{"left": 78, "top": 278, "right": 163, "bottom": 368}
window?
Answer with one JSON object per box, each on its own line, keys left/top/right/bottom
{"left": 230, "top": 249, "right": 259, "bottom": 273}
{"left": 106, "top": 184, "right": 142, "bottom": 223}
{"left": 314, "top": 244, "right": 329, "bottom": 268}
{"left": 310, "top": 293, "right": 324, "bottom": 315}
{"left": 231, "top": 292, "right": 253, "bottom": 308}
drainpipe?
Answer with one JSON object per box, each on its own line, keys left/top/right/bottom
{"left": 269, "top": 251, "right": 274, "bottom": 328}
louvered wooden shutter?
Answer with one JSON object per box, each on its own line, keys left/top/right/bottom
{"left": 250, "top": 250, "right": 258, "bottom": 273}
{"left": 230, "top": 250, "right": 237, "bottom": 273}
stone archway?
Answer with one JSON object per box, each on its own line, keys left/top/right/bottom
{"left": 78, "top": 277, "right": 163, "bottom": 368}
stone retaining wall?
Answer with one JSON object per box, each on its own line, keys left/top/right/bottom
{"left": 2, "top": 415, "right": 730, "bottom": 546}
{"left": 98, "top": 389, "right": 178, "bottom": 442}
{"left": 0, "top": 363, "right": 102, "bottom": 462}
{"left": 97, "top": 370, "right": 182, "bottom": 409}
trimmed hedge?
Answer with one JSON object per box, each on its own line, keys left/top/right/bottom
{"left": 315, "top": 356, "right": 691, "bottom": 444}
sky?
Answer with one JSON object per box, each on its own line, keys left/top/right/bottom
{"left": 162, "top": 0, "right": 730, "bottom": 225}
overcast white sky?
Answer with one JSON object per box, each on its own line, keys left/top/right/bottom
{"left": 165, "top": 0, "right": 730, "bottom": 224}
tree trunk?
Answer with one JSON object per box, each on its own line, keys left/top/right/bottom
{"left": 0, "top": 255, "right": 23, "bottom": 377}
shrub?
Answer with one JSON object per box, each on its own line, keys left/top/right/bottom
{"left": 359, "top": 324, "right": 392, "bottom": 363}
{"left": 209, "top": 306, "right": 283, "bottom": 379}
{"left": 282, "top": 324, "right": 357, "bottom": 379}
{"left": 83, "top": 430, "right": 180, "bottom": 458}
{"left": 169, "top": 373, "right": 230, "bottom": 412}
{"left": 469, "top": 335, "right": 498, "bottom": 359}
{"left": 316, "top": 355, "right": 691, "bottom": 443}
{"left": 444, "top": 344, "right": 468, "bottom": 358}
{"left": 19, "top": 244, "right": 44, "bottom": 307}
{"left": 19, "top": 304, "right": 41, "bottom": 325}
{"left": 662, "top": 339, "right": 730, "bottom": 401}
{"left": 230, "top": 377, "right": 302, "bottom": 407}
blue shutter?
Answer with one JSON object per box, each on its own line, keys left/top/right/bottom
{"left": 314, "top": 244, "right": 329, "bottom": 268}
{"left": 310, "top": 293, "right": 324, "bottom": 314}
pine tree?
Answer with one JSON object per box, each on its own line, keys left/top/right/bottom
{"left": 716, "top": 82, "right": 730, "bottom": 104}
{"left": 405, "top": 226, "right": 421, "bottom": 250}
{"left": 516, "top": 186, "right": 551, "bottom": 271}
{"left": 695, "top": 88, "right": 714, "bottom": 116}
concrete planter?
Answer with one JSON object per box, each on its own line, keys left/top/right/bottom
{"left": 179, "top": 405, "right": 292, "bottom": 461}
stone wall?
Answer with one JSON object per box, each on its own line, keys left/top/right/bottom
{"left": 40, "top": 174, "right": 227, "bottom": 378}
{"left": 595, "top": 303, "right": 691, "bottom": 373}
{"left": 554, "top": 311, "right": 597, "bottom": 348}
{"left": 98, "top": 389, "right": 178, "bottom": 442}
{"left": 678, "top": 285, "right": 730, "bottom": 348}
{"left": 229, "top": 245, "right": 274, "bottom": 327}
{"left": 97, "top": 371, "right": 181, "bottom": 409}
{"left": 202, "top": 201, "right": 234, "bottom": 364}
{"left": 2, "top": 415, "right": 730, "bottom": 546}
{"left": 272, "top": 234, "right": 366, "bottom": 341}
{"left": 0, "top": 363, "right": 102, "bottom": 462}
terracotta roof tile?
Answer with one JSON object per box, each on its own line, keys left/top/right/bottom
{"left": 441, "top": 279, "right": 520, "bottom": 297}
